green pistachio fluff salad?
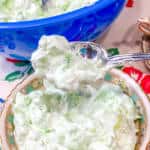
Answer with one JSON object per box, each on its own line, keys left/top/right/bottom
{"left": 12, "top": 36, "right": 138, "bottom": 150}
{"left": 0, "top": 0, "right": 97, "bottom": 22}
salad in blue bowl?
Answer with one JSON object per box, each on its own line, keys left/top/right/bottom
{"left": 0, "top": 0, "right": 125, "bottom": 60}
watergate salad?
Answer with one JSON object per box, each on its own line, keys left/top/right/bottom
{"left": 12, "top": 35, "right": 138, "bottom": 150}
{"left": 0, "top": 0, "right": 98, "bottom": 21}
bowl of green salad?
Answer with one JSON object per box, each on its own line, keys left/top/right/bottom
{"left": 0, "top": 0, "right": 125, "bottom": 60}
{"left": 1, "top": 36, "right": 150, "bottom": 150}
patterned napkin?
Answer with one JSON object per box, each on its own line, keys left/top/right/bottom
{"left": 0, "top": 55, "right": 33, "bottom": 81}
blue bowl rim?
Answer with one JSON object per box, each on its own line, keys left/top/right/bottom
{"left": 0, "top": 0, "right": 121, "bottom": 29}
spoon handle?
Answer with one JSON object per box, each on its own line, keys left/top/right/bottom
{"left": 108, "top": 53, "right": 150, "bottom": 65}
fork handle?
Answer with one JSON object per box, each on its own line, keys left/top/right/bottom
{"left": 108, "top": 53, "right": 150, "bottom": 65}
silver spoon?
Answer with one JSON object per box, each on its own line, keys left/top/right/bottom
{"left": 70, "top": 41, "right": 150, "bottom": 66}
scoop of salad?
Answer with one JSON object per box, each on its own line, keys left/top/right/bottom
{"left": 31, "top": 35, "right": 106, "bottom": 91}
{"left": 0, "top": 0, "right": 97, "bottom": 22}
{"left": 12, "top": 35, "right": 138, "bottom": 150}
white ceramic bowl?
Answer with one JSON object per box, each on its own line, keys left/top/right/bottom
{"left": 0, "top": 69, "right": 150, "bottom": 150}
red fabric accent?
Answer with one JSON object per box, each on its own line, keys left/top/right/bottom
{"left": 6, "top": 58, "right": 22, "bottom": 63}
{"left": 122, "top": 66, "right": 143, "bottom": 82}
{"left": 122, "top": 66, "right": 150, "bottom": 94}
{"left": 140, "top": 75, "right": 150, "bottom": 94}
{"left": 126, "top": 0, "right": 134, "bottom": 7}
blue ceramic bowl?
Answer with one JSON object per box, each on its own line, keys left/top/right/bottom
{"left": 0, "top": 0, "right": 125, "bottom": 60}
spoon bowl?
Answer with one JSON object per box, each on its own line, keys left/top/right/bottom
{"left": 70, "top": 41, "right": 150, "bottom": 66}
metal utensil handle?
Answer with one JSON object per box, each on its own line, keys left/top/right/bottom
{"left": 108, "top": 53, "right": 150, "bottom": 65}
